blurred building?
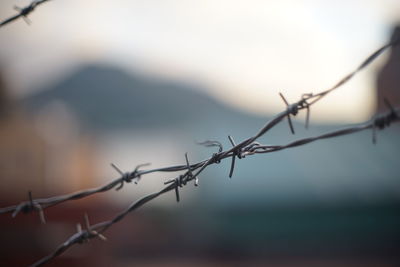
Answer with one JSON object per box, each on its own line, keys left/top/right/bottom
{"left": 0, "top": 73, "right": 47, "bottom": 199}
{"left": 0, "top": 70, "right": 96, "bottom": 201}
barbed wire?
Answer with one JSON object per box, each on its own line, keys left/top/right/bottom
{"left": 0, "top": 0, "right": 51, "bottom": 27}
{"left": 29, "top": 105, "right": 400, "bottom": 267}
{"left": 0, "top": 40, "right": 399, "bottom": 266}
{"left": 1, "top": 38, "right": 397, "bottom": 218}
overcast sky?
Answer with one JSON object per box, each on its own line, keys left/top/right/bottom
{"left": 0, "top": 0, "right": 399, "bottom": 122}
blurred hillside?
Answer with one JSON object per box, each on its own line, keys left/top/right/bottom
{"left": 22, "top": 65, "right": 259, "bottom": 131}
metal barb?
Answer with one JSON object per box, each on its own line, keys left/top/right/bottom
{"left": 111, "top": 163, "right": 150, "bottom": 189}
{"left": 228, "top": 135, "right": 239, "bottom": 178}
{"left": 24, "top": 104, "right": 400, "bottom": 266}
{"left": 0, "top": 40, "right": 398, "bottom": 267}
{"left": 302, "top": 93, "right": 313, "bottom": 129}
{"left": 185, "top": 153, "right": 198, "bottom": 187}
{"left": 1, "top": 0, "right": 51, "bottom": 27}
{"left": 84, "top": 213, "right": 107, "bottom": 241}
{"left": 76, "top": 223, "right": 82, "bottom": 234}
{"left": 11, "top": 191, "right": 46, "bottom": 224}
{"left": 111, "top": 163, "right": 128, "bottom": 190}
{"left": 279, "top": 92, "right": 296, "bottom": 134}
{"left": 110, "top": 163, "right": 123, "bottom": 175}
{"left": 37, "top": 205, "right": 46, "bottom": 224}
{"left": 12, "top": 5, "right": 32, "bottom": 25}
{"left": 197, "top": 140, "right": 223, "bottom": 153}
{"left": 305, "top": 105, "right": 310, "bottom": 129}
{"left": 174, "top": 181, "right": 180, "bottom": 202}
{"left": 22, "top": 16, "right": 31, "bottom": 25}
{"left": 133, "top": 163, "right": 151, "bottom": 184}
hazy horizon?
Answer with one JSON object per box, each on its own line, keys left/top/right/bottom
{"left": 1, "top": 0, "right": 399, "bottom": 123}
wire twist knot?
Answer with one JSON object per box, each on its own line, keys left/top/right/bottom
{"left": 75, "top": 214, "right": 107, "bottom": 244}
{"left": 111, "top": 163, "right": 150, "bottom": 190}
{"left": 227, "top": 135, "right": 243, "bottom": 178}
{"left": 17, "top": 5, "right": 35, "bottom": 16}
{"left": 12, "top": 191, "right": 46, "bottom": 224}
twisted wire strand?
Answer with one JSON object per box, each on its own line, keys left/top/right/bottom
{"left": 0, "top": 0, "right": 51, "bottom": 27}
{"left": 0, "top": 38, "right": 397, "bottom": 265}
{"left": 29, "top": 106, "right": 399, "bottom": 266}
{"left": 1, "top": 39, "right": 397, "bottom": 217}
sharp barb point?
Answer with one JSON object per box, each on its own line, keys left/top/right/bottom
{"left": 110, "top": 163, "right": 124, "bottom": 175}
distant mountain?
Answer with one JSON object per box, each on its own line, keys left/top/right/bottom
{"left": 22, "top": 64, "right": 259, "bottom": 131}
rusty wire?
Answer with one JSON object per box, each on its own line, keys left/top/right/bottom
{"left": 0, "top": 40, "right": 399, "bottom": 266}
{"left": 0, "top": 0, "right": 51, "bottom": 27}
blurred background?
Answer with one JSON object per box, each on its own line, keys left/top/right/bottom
{"left": 0, "top": 0, "right": 400, "bottom": 266}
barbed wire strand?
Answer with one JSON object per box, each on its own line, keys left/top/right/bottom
{"left": 0, "top": 0, "right": 51, "bottom": 27}
{"left": 1, "top": 39, "right": 397, "bottom": 218}
{"left": 30, "top": 105, "right": 399, "bottom": 267}
{"left": 0, "top": 41, "right": 398, "bottom": 266}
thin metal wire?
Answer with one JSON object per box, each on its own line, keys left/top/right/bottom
{"left": 243, "top": 108, "right": 399, "bottom": 156}
{"left": 0, "top": 0, "right": 52, "bottom": 27}
{"left": 3, "top": 38, "right": 396, "bottom": 218}
{"left": 29, "top": 107, "right": 399, "bottom": 267}
{"left": 0, "top": 41, "right": 398, "bottom": 266}
{"left": 0, "top": 39, "right": 397, "bottom": 217}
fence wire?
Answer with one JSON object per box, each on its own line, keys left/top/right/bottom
{"left": 0, "top": 38, "right": 399, "bottom": 266}
{"left": 0, "top": 0, "right": 51, "bottom": 27}
{"left": 27, "top": 108, "right": 400, "bottom": 267}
